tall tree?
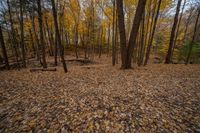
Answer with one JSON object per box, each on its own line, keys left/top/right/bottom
{"left": 7, "top": 0, "right": 19, "bottom": 65}
{"left": 144, "top": 0, "right": 162, "bottom": 66}
{"left": 117, "top": 0, "right": 147, "bottom": 69}
{"left": 116, "top": 0, "right": 127, "bottom": 68}
{"left": 37, "top": 0, "right": 47, "bottom": 68}
{"left": 51, "top": 0, "right": 68, "bottom": 72}
{"left": 185, "top": 8, "right": 200, "bottom": 64}
{"left": 112, "top": 0, "right": 116, "bottom": 66}
{"left": 171, "top": 0, "right": 186, "bottom": 61}
{"left": 165, "top": 0, "right": 182, "bottom": 64}
{"left": 0, "top": 26, "right": 10, "bottom": 70}
{"left": 19, "top": 0, "right": 26, "bottom": 67}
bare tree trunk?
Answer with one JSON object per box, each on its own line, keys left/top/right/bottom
{"left": 99, "top": 27, "right": 103, "bottom": 58}
{"left": 126, "top": 0, "right": 147, "bottom": 68}
{"left": 165, "top": 0, "right": 182, "bottom": 64}
{"left": 51, "top": 0, "right": 68, "bottom": 72}
{"left": 144, "top": 0, "right": 162, "bottom": 66}
{"left": 182, "top": 7, "right": 194, "bottom": 43}
{"left": 138, "top": 12, "right": 145, "bottom": 66}
{"left": 74, "top": 25, "right": 79, "bottom": 59}
{"left": 45, "top": 17, "right": 54, "bottom": 56}
{"left": 112, "top": 0, "right": 116, "bottom": 66}
{"left": 29, "top": 29, "right": 36, "bottom": 56}
{"left": 37, "top": 0, "right": 47, "bottom": 68}
{"left": 0, "top": 26, "right": 10, "bottom": 70}
{"left": 115, "top": 17, "right": 118, "bottom": 64}
{"left": 116, "top": 0, "right": 127, "bottom": 68}
{"left": 107, "top": 24, "right": 110, "bottom": 57}
{"left": 186, "top": 8, "right": 200, "bottom": 64}
{"left": 65, "top": 32, "right": 70, "bottom": 48}
{"left": 171, "top": 0, "right": 186, "bottom": 62}
{"left": 19, "top": 0, "right": 26, "bottom": 67}
{"left": 29, "top": 10, "right": 41, "bottom": 61}
{"left": 7, "top": 0, "right": 19, "bottom": 66}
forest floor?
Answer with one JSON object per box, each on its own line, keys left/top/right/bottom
{"left": 0, "top": 55, "right": 200, "bottom": 132}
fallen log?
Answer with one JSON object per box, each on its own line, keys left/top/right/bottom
{"left": 67, "top": 58, "right": 92, "bottom": 64}
{"left": 30, "top": 68, "right": 57, "bottom": 72}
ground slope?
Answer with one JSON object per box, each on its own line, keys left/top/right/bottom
{"left": 0, "top": 62, "right": 200, "bottom": 132}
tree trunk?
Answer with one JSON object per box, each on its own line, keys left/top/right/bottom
{"left": 45, "top": 17, "right": 54, "bottom": 56}
{"left": 29, "top": 11, "right": 41, "bottom": 61}
{"left": 7, "top": 0, "right": 19, "bottom": 65}
{"left": 51, "top": 0, "right": 68, "bottom": 72}
{"left": 0, "top": 26, "right": 10, "bottom": 70}
{"left": 107, "top": 24, "right": 110, "bottom": 56}
{"left": 74, "top": 25, "right": 79, "bottom": 59}
{"left": 112, "top": 0, "right": 116, "bottom": 66}
{"left": 126, "top": 0, "right": 147, "bottom": 68}
{"left": 19, "top": 0, "right": 26, "bottom": 67}
{"left": 138, "top": 12, "right": 145, "bottom": 66}
{"left": 171, "top": 0, "right": 186, "bottom": 62}
{"left": 116, "top": 0, "right": 127, "bottom": 68}
{"left": 37, "top": 0, "right": 47, "bottom": 68}
{"left": 144, "top": 0, "right": 162, "bottom": 66}
{"left": 99, "top": 27, "right": 103, "bottom": 58}
{"left": 165, "top": 0, "right": 182, "bottom": 64}
{"left": 185, "top": 8, "right": 200, "bottom": 64}
{"left": 29, "top": 29, "right": 36, "bottom": 56}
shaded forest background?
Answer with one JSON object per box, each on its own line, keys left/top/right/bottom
{"left": 0, "top": 0, "right": 199, "bottom": 72}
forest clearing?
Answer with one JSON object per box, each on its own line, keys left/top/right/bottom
{"left": 0, "top": 0, "right": 200, "bottom": 132}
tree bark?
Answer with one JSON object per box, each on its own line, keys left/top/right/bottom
{"left": 126, "top": 0, "right": 147, "bottom": 68}
{"left": 51, "top": 0, "right": 68, "bottom": 72}
{"left": 0, "top": 26, "right": 10, "bottom": 70}
{"left": 171, "top": 0, "right": 186, "bottom": 62}
{"left": 165, "top": 0, "right": 182, "bottom": 64}
{"left": 19, "top": 0, "right": 26, "bottom": 67}
{"left": 29, "top": 29, "right": 36, "bottom": 56}
{"left": 112, "top": 0, "right": 116, "bottom": 66}
{"left": 116, "top": 0, "right": 127, "bottom": 68}
{"left": 185, "top": 8, "right": 200, "bottom": 64}
{"left": 37, "top": 0, "right": 47, "bottom": 68}
{"left": 7, "top": 0, "right": 19, "bottom": 65}
{"left": 45, "top": 17, "right": 54, "bottom": 56}
{"left": 144, "top": 0, "right": 162, "bottom": 66}
{"left": 29, "top": 10, "right": 41, "bottom": 61}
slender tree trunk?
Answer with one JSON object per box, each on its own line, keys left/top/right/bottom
{"left": 65, "top": 32, "right": 70, "bottom": 48}
{"left": 74, "top": 25, "right": 79, "bottom": 59}
{"left": 144, "top": 0, "right": 162, "bottom": 66}
{"left": 107, "top": 24, "right": 110, "bottom": 56}
{"left": 29, "top": 29, "right": 36, "bottom": 56}
{"left": 112, "top": 0, "right": 116, "bottom": 66}
{"left": 37, "top": 0, "right": 47, "bottom": 68}
{"left": 182, "top": 8, "right": 194, "bottom": 43}
{"left": 7, "top": 0, "right": 19, "bottom": 65}
{"left": 45, "top": 17, "right": 54, "bottom": 56}
{"left": 20, "top": 0, "right": 26, "bottom": 67}
{"left": 99, "top": 27, "right": 103, "bottom": 58}
{"left": 51, "top": 0, "right": 68, "bottom": 72}
{"left": 0, "top": 26, "right": 10, "bottom": 70}
{"left": 115, "top": 17, "right": 118, "bottom": 64}
{"left": 186, "top": 9, "right": 200, "bottom": 64}
{"left": 165, "top": 0, "right": 182, "bottom": 64}
{"left": 138, "top": 12, "right": 145, "bottom": 66}
{"left": 29, "top": 11, "right": 41, "bottom": 61}
{"left": 141, "top": 0, "right": 152, "bottom": 65}
{"left": 171, "top": 0, "right": 186, "bottom": 62}
{"left": 86, "top": 22, "right": 90, "bottom": 59}
{"left": 116, "top": 0, "right": 127, "bottom": 68}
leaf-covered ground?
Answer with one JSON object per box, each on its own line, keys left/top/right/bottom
{"left": 0, "top": 57, "right": 200, "bottom": 132}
